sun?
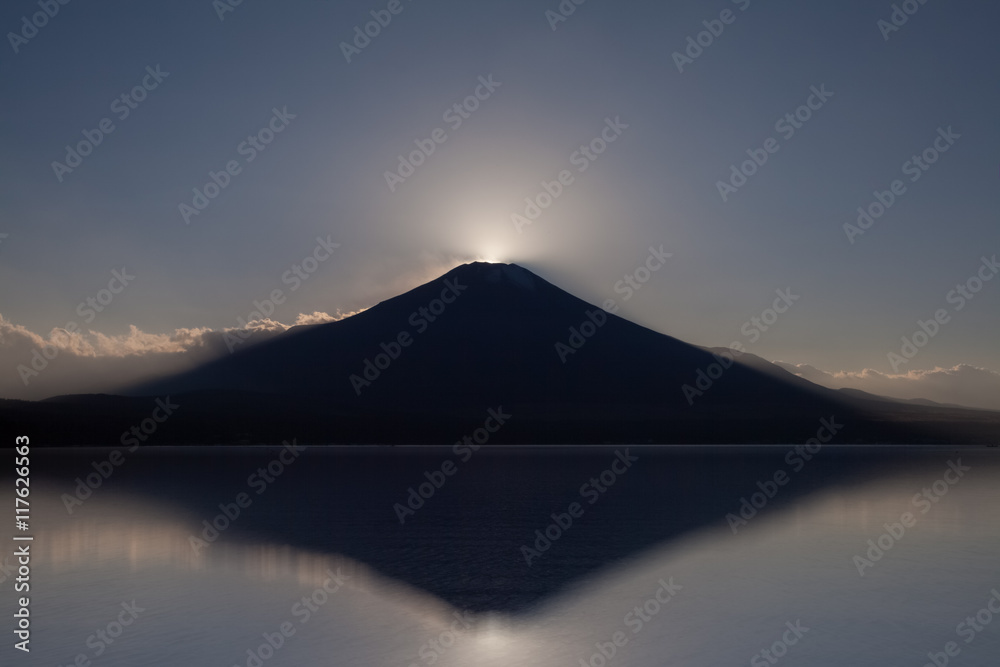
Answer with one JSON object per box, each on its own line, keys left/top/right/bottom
{"left": 476, "top": 251, "right": 505, "bottom": 264}
{"left": 440, "top": 197, "right": 520, "bottom": 265}
{"left": 471, "top": 237, "right": 510, "bottom": 264}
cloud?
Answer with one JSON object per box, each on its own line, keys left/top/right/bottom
{"left": 294, "top": 311, "right": 342, "bottom": 326}
{"left": 0, "top": 310, "right": 361, "bottom": 400}
{"left": 773, "top": 361, "right": 1000, "bottom": 411}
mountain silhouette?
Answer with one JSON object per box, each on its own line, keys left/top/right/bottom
{"left": 5, "top": 262, "right": 998, "bottom": 444}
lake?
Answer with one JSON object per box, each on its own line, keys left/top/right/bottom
{"left": 2, "top": 445, "right": 998, "bottom": 666}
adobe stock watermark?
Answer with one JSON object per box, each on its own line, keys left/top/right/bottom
{"left": 681, "top": 348, "right": 741, "bottom": 406}
{"left": 750, "top": 620, "right": 810, "bottom": 666}
{"left": 7, "top": 0, "right": 73, "bottom": 55}
{"left": 544, "top": 0, "right": 591, "bottom": 31}
{"left": 520, "top": 449, "right": 638, "bottom": 566}
{"left": 57, "top": 600, "right": 145, "bottom": 666}
{"left": 349, "top": 277, "right": 467, "bottom": 395}
{"left": 844, "top": 126, "right": 960, "bottom": 244}
{"left": 886, "top": 254, "right": 997, "bottom": 372}
{"left": 51, "top": 65, "right": 170, "bottom": 182}
{"left": 178, "top": 106, "right": 296, "bottom": 225}
{"left": 339, "top": 0, "right": 416, "bottom": 64}
{"left": 681, "top": 287, "right": 800, "bottom": 405}
{"left": 716, "top": 84, "right": 834, "bottom": 202}
{"left": 852, "top": 459, "right": 970, "bottom": 576}
{"left": 61, "top": 397, "right": 179, "bottom": 514}
{"left": 512, "top": 116, "right": 629, "bottom": 233}
{"left": 16, "top": 268, "right": 136, "bottom": 386}
{"left": 403, "top": 609, "right": 477, "bottom": 667}
{"left": 578, "top": 577, "right": 683, "bottom": 667}
{"left": 231, "top": 568, "right": 350, "bottom": 667}
{"left": 609, "top": 245, "right": 673, "bottom": 304}
{"left": 919, "top": 587, "right": 1000, "bottom": 667}
{"left": 0, "top": 554, "right": 16, "bottom": 587}
{"left": 224, "top": 236, "right": 340, "bottom": 353}
{"left": 726, "top": 416, "right": 843, "bottom": 534}
{"left": 672, "top": 0, "right": 752, "bottom": 73}
{"left": 877, "top": 0, "right": 933, "bottom": 41}
{"left": 212, "top": 0, "right": 246, "bottom": 22}
{"left": 384, "top": 74, "right": 502, "bottom": 192}
{"left": 189, "top": 439, "right": 306, "bottom": 554}
{"left": 555, "top": 245, "right": 672, "bottom": 363}
{"left": 393, "top": 407, "right": 511, "bottom": 524}
{"left": 739, "top": 287, "right": 799, "bottom": 344}
{"left": 554, "top": 309, "right": 608, "bottom": 364}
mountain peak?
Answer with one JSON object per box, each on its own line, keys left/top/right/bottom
{"left": 442, "top": 261, "right": 538, "bottom": 291}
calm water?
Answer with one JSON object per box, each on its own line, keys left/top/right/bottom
{"left": 2, "top": 445, "right": 998, "bottom": 666}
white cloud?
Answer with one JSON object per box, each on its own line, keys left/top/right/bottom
{"left": 294, "top": 311, "right": 342, "bottom": 326}
{"left": 773, "top": 361, "right": 1000, "bottom": 411}
{"left": 0, "top": 310, "right": 361, "bottom": 400}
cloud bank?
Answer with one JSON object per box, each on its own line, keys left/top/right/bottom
{"left": 0, "top": 311, "right": 359, "bottom": 400}
{"left": 773, "top": 361, "right": 1000, "bottom": 412}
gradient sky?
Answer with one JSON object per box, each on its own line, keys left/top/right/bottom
{"left": 1, "top": 0, "right": 998, "bottom": 400}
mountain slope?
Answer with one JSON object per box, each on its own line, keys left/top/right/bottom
{"left": 132, "top": 263, "right": 827, "bottom": 407}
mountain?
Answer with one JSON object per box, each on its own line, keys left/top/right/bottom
{"left": 4, "top": 262, "right": 999, "bottom": 444}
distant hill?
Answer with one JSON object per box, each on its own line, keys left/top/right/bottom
{"left": 4, "top": 263, "right": 998, "bottom": 445}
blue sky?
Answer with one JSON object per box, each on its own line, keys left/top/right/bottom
{"left": 1, "top": 0, "right": 998, "bottom": 402}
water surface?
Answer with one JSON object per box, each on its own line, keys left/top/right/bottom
{"left": 2, "top": 445, "right": 997, "bottom": 666}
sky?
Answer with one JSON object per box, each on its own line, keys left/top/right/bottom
{"left": 1, "top": 0, "right": 998, "bottom": 406}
